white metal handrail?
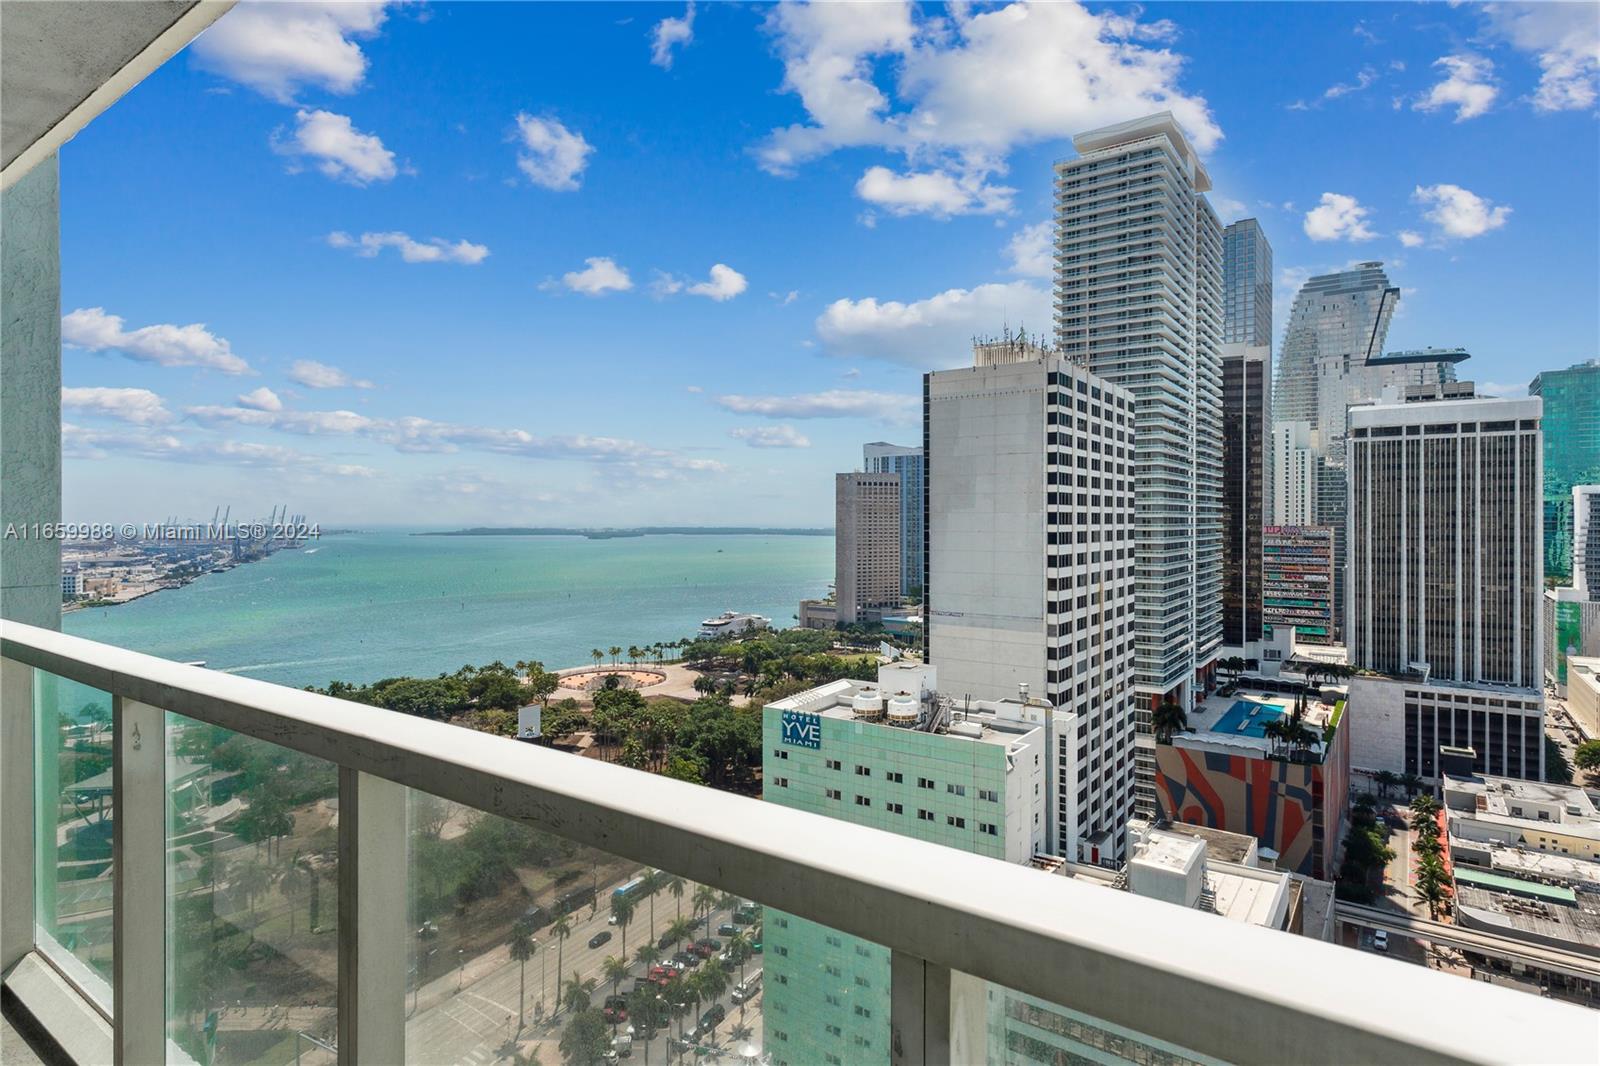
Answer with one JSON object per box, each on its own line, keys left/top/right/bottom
{"left": 3, "top": 619, "right": 1598, "bottom": 1065}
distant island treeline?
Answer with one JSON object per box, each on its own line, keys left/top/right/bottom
{"left": 415, "top": 526, "right": 834, "bottom": 539}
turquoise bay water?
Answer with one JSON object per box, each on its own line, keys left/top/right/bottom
{"left": 63, "top": 532, "right": 833, "bottom": 688}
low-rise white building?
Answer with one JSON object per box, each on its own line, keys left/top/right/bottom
{"left": 1566, "top": 656, "right": 1600, "bottom": 739}
{"left": 1347, "top": 674, "right": 1544, "bottom": 782}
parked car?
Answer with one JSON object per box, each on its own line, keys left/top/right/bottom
{"left": 1373, "top": 930, "right": 1389, "bottom": 952}
{"left": 603, "top": 995, "right": 629, "bottom": 1024}
{"left": 668, "top": 1037, "right": 694, "bottom": 1056}
{"left": 673, "top": 950, "right": 701, "bottom": 969}
{"left": 657, "top": 932, "right": 675, "bottom": 950}
{"left": 589, "top": 930, "right": 613, "bottom": 949}
{"left": 698, "top": 1003, "right": 726, "bottom": 1032}
{"left": 692, "top": 938, "right": 721, "bottom": 958}
{"left": 717, "top": 922, "right": 737, "bottom": 937}
{"left": 611, "top": 1028, "right": 634, "bottom": 1057}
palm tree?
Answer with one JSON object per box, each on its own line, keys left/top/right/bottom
{"left": 562, "top": 972, "right": 597, "bottom": 1015}
{"left": 591, "top": 649, "right": 605, "bottom": 669}
{"left": 726, "top": 932, "right": 752, "bottom": 986}
{"left": 281, "top": 854, "right": 311, "bottom": 937}
{"left": 551, "top": 915, "right": 573, "bottom": 1013}
{"left": 509, "top": 917, "right": 537, "bottom": 1030}
{"left": 633, "top": 943, "right": 661, "bottom": 970}
{"left": 628, "top": 645, "right": 641, "bottom": 666}
{"left": 1401, "top": 772, "right": 1425, "bottom": 798}
{"left": 611, "top": 894, "right": 635, "bottom": 958}
{"left": 642, "top": 870, "right": 664, "bottom": 942}
{"left": 691, "top": 884, "right": 717, "bottom": 924}
{"left": 1374, "top": 770, "right": 1400, "bottom": 799}
{"left": 1150, "top": 699, "right": 1187, "bottom": 744}
{"left": 667, "top": 876, "right": 686, "bottom": 922}
{"left": 664, "top": 916, "right": 693, "bottom": 953}
{"left": 1415, "top": 856, "right": 1451, "bottom": 920}
{"left": 609, "top": 645, "right": 623, "bottom": 667}
{"left": 603, "top": 955, "right": 630, "bottom": 998}
{"left": 229, "top": 857, "right": 272, "bottom": 926}
{"left": 694, "top": 962, "right": 728, "bottom": 1006}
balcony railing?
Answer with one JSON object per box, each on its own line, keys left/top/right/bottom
{"left": 3, "top": 619, "right": 1597, "bottom": 1065}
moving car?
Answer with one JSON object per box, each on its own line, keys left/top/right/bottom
{"left": 1373, "top": 930, "right": 1389, "bottom": 952}
{"left": 589, "top": 930, "right": 613, "bottom": 949}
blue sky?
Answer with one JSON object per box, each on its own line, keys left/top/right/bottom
{"left": 59, "top": 1, "right": 1599, "bottom": 526}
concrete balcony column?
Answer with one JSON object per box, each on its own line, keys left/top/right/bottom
{"left": 0, "top": 152, "right": 62, "bottom": 631}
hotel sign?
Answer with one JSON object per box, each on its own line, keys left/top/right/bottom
{"left": 780, "top": 710, "right": 822, "bottom": 749}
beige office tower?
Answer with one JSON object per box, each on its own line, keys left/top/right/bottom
{"left": 1347, "top": 393, "right": 1544, "bottom": 688}
{"left": 835, "top": 472, "right": 901, "bottom": 625}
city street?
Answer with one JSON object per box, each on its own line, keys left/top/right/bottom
{"left": 406, "top": 874, "right": 762, "bottom": 1065}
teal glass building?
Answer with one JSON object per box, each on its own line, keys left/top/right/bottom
{"left": 1530, "top": 360, "right": 1600, "bottom": 581}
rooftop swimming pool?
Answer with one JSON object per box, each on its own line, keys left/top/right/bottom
{"left": 1212, "top": 698, "right": 1286, "bottom": 737}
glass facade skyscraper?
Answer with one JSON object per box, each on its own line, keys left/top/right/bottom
{"left": 1272, "top": 264, "right": 1466, "bottom": 640}
{"left": 1220, "top": 220, "right": 1272, "bottom": 650}
{"left": 1223, "top": 218, "right": 1272, "bottom": 347}
{"left": 1529, "top": 360, "right": 1600, "bottom": 582}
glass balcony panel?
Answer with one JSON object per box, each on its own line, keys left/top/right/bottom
{"left": 164, "top": 712, "right": 339, "bottom": 1064}
{"left": 33, "top": 669, "right": 115, "bottom": 1005}
{"left": 957, "top": 974, "right": 1227, "bottom": 1066}
{"left": 403, "top": 789, "right": 883, "bottom": 1065}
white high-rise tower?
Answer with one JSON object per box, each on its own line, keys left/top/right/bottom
{"left": 1052, "top": 112, "right": 1223, "bottom": 817}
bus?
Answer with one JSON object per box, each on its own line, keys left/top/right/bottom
{"left": 613, "top": 875, "right": 649, "bottom": 907}
{"left": 555, "top": 885, "right": 596, "bottom": 916}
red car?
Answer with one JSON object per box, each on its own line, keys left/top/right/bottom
{"left": 603, "top": 996, "right": 629, "bottom": 1024}
{"left": 691, "top": 938, "right": 722, "bottom": 958}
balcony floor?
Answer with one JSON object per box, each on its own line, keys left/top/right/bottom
{"left": 2, "top": 1004, "right": 53, "bottom": 1066}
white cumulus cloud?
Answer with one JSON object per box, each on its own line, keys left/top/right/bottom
{"left": 1483, "top": 2, "right": 1600, "bottom": 113}
{"left": 275, "top": 109, "right": 397, "bottom": 185}
{"left": 1005, "top": 221, "right": 1054, "bottom": 278}
{"left": 759, "top": 1, "right": 1219, "bottom": 216}
{"left": 1398, "top": 230, "right": 1425, "bottom": 248}
{"left": 288, "top": 359, "right": 374, "bottom": 390}
{"left": 816, "top": 280, "right": 1052, "bottom": 368}
{"left": 854, "top": 166, "right": 1014, "bottom": 218}
{"left": 651, "top": 3, "right": 695, "bottom": 69}
{"left": 1413, "top": 184, "right": 1512, "bottom": 240}
{"left": 62, "top": 307, "right": 253, "bottom": 374}
{"left": 61, "top": 386, "right": 172, "bottom": 425}
{"left": 236, "top": 386, "right": 284, "bottom": 412}
{"left": 1414, "top": 54, "right": 1499, "bottom": 121}
{"left": 513, "top": 114, "right": 594, "bottom": 191}
{"left": 327, "top": 230, "right": 489, "bottom": 264}
{"left": 714, "top": 390, "right": 919, "bottom": 423}
{"left": 1303, "top": 193, "right": 1378, "bottom": 242}
{"left": 687, "top": 264, "right": 749, "bottom": 301}
{"left": 192, "top": 1, "right": 391, "bottom": 102}
{"left": 730, "top": 425, "right": 811, "bottom": 449}
{"left": 562, "top": 257, "right": 634, "bottom": 296}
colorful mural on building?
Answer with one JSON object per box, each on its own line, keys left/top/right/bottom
{"left": 1153, "top": 706, "right": 1349, "bottom": 878}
